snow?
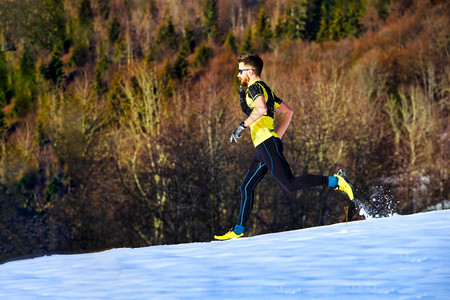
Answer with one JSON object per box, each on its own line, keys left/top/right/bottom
{"left": 1, "top": 210, "right": 450, "bottom": 299}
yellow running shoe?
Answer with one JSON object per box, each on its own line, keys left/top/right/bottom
{"left": 214, "top": 231, "right": 244, "bottom": 240}
{"left": 334, "top": 169, "right": 355, "bottom": 201}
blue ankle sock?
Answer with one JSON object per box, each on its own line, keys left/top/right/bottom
{"left": 328, "top": 176, "right": 338, "bottom": 187}
{"left": 233, "top": 225, "right": 245, "bottom": 235}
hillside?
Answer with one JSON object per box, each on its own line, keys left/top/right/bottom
{"left": 1, "top": 209, "right": 449, "bottom": 299}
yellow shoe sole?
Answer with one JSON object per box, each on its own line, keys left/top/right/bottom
{"left": 334, "top": 170, "right": 355, "bottom": 201}
{"left": 214, "top": 231, "right": 244, "bottom": 240}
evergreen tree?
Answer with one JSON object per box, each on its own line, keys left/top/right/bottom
{"left": 19, "top": 48, "right": 35, "bottom": 83}
{"left": 13, "top": 48, "right": 37, "bottom": 116}
{"left": 303, "top": 0, "right": 324, "bottom": 40}
{"left": 224, "top": 29, "right": 237, "bottom": 53}
{"left": 346, "top": 0, "right": 365, "bottom": 37}
{"left": 0, "top": 52, "right": 8, "bottom": 129}
{"left": 165, "top": 16, "right": 178, "bottom": 50}
{"left": 109, "top": 17, "right": 121, "bottom": 44}
{"left": 160, "top": 60, "right": 174, "bottom": 98}
{"left": 317, "top": 0, "right": 333, "bottom": 41}
{"left": 375, "top": 0, "right": 391, "bottom": 20}
{"left": 203, "top": 0, "right": 218, "bottom": 40}
{"left": 173, "top": 45, "right": 189, "bottom": 80}
{"left": 317, "top": 0, "right": 365, "bottom": 41}
{"left": 0, "top": 52, "right": 9, "bottom": 105}
{"left": 98, "top": 0, "right": 111, "bottom": 20}
{"left": 240, "top": 28, "right": 254, "bottom": 54}
{"left": 72, "top": 0, "right": 95, "bottom": 64}
{"left": 151, "top": 16, "right": 179, "bottom": 61}
{"left": 274, "top": 16, "right": 286, "bottom": 39}
{"left": 44, "top": 46, "right": 64, "bottom": 85}
{"left": 79, "top": 0, "right": 94, "bottom": 27}
{"left": 155, "top": 16, "right": 179, "bottom": 51}
{"left": 274, "top": 1, "right": 307, "bottom": 42}
{"left": 193, "top": 42, "right": 212, "bottom": 68}
{"left": 182, "top": 22, "right": 196, "bottom": 54}
{"left": 285, "top": 5, "right": 306, "bottom": 40}
{"left": 255, "top": 8, "right": 272, "bottom": 52}
{"left": 93, "top": 54, "right": 109, "bottom": 95}
{"left": 0, "top": 106, "right": 4, "bottom": 132}
{"left": 148, "top": 0, "right": 159, "bottom": 18}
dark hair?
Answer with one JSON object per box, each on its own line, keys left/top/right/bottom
{"left": 237, "top": 53, "right": 263, "bottom": 76}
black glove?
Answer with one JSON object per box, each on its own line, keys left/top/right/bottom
{"left": 230, "top": 122, "right": 246, "bottom": 143}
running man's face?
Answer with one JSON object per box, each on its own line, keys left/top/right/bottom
{"left": 237, "top": 62, "right": 251, "bottom": 86}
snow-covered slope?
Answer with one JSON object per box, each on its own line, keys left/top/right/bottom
{"left": 1, "top": 210, "right": 449, "bottom": 299}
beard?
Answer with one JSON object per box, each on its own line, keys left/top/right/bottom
{"left": 239, "top": 75, "right": 250, "bottom": 87}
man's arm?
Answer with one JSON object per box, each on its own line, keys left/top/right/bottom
{"left": 230, "top": 96, "right": 267, "bottom": 143}
{"left": 243, "top": 96, "right": 267, "bottom": 127}
{"left": 275, "top": 102, "right": 293, "bottom": 138}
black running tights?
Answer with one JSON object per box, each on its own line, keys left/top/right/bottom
{"left": 236, "top": 137, "right": 329, "bottom": 228}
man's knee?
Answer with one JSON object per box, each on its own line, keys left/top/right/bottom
{"left": 279, "top": 180, "right": 297, "bottom": 192}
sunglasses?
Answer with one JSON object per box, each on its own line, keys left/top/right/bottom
{"left": 238, "top": 68, "right": 253, "bottom": 75}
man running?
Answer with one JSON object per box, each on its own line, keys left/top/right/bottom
{"left": 214, "top": 53, "right": 354, "bottom": 240}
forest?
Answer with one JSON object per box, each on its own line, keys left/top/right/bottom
{"left": 0, "top": 0, "right": 448, "bottom": 262}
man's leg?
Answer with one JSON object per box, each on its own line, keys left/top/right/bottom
{"left": 258, "top": 137, "right": 332, "bottom": 192}
{"left": 214, "top": 157, "right": 268, "bottom": 240}
{"left": 263, "top": 139, "right": 355, "bottom": 199}
{"left": 234, "top": 156, "right": 268, "bottom": 234}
